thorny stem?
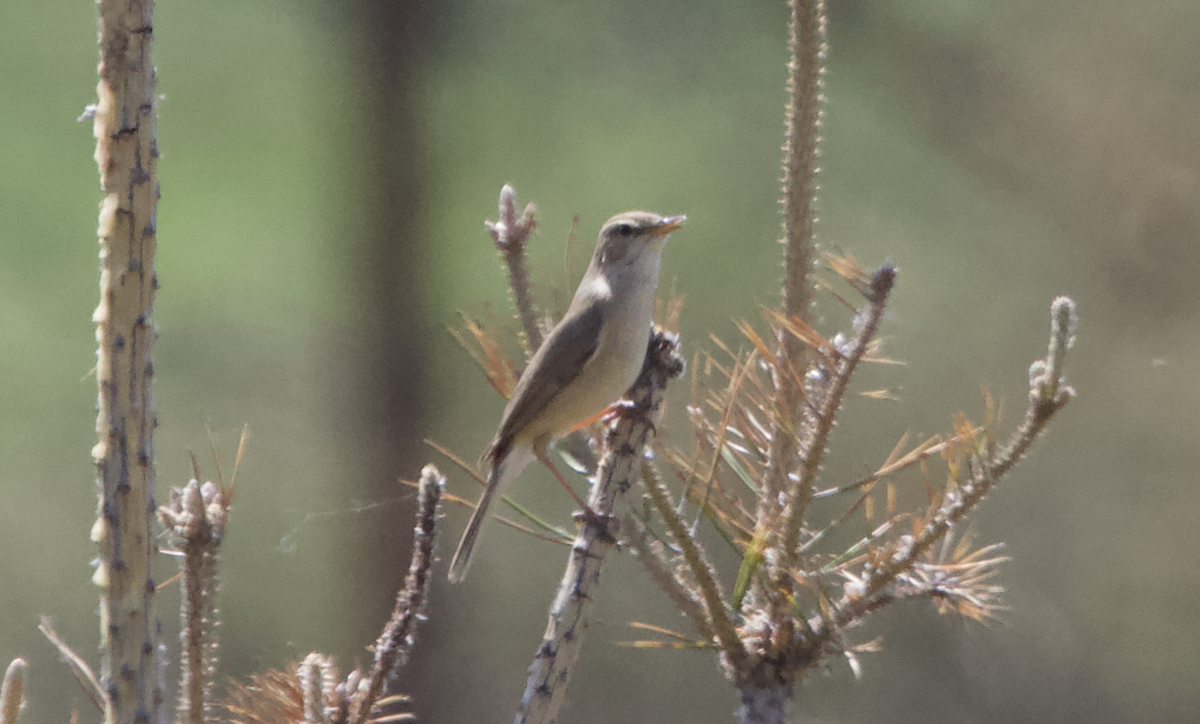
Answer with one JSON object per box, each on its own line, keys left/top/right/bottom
{"left": 761, "top": 0, "right": 828, "bottom": 545}
{"left": 486, "top": 185, "right": 542, "bottom": 357}
{"left": 624, "top": 513, "right": 716, "bottom": 643}
{"left": 346, "top": 466, "right": 444, "bottom": 724}
{"left": 780, "top": 0, "right": 825, "bottom": 325}
{"left": 641, "top": 461, "right": 746, "bottom": 667}
{"left": 91, "top": 0, "right": 163, "bottom": 721}
{"left": 778, "top": 264, "right": 895, "bottom": 579}
{"left": 158, "top": 480, "right": 228, "bottom": 724}
{"left": 830, "top": 297, "right": 1076, "bottom": 626}
{"left": 299, "top": 653, "right": 338, "bottom": 724}
{"left": 516, "top": 331, "right": 683, "bottom": 724}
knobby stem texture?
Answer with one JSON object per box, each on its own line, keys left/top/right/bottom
{"left": 91, "top": 0, "right": 163, "bottom": 722}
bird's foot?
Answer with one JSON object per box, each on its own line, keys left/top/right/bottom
{"left": 602, "top": 399, "right": 656, "bottom": 431}
{"left": 573, "top": 506, "right": 620, "bottom": 544}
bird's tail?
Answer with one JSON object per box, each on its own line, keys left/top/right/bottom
{"left": 447, "top": 444, "right": 533, "bottom": 583}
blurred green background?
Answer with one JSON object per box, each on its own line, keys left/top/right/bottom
{"left": 3, "top": 0, "right": 1198, "bottom": 722}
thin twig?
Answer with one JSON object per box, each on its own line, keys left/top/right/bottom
{"left": 641, "top": 461, "right": 746, "bottom": 668}
{"left": 991, "top": 296, "right": 1077, "bottom": 479}
{"left": 778, "top": 263, "right": 895, "bottom": 577}
{"left": 39, "top": 618, "right": 106, "bottom": 712}
{"left": 486, "top": 185, "right": 542, "bottom": 357}
{"left": 831, "top": 296, "right": 1076, "bottom": 625}
{"left": 158, "top": 478, "right": 231, "bottom": 724}
{"left": 346, "top": 465, "right": 444, "bottom": 724}
{"left": 623, "top": 513, "right": 714, "bottom": 642}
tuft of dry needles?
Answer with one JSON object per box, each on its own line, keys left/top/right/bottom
{"left": 450, "top": 4, "right": 1075, "bottom": 722}
{"left": 454, "top": 194, "right": 1075, "bottom": 724}
{"left": 637, "top": 271, "right": 1075, "bottom": 721}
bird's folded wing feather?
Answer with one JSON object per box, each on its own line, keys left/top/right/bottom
{"left": 491, "top": 301, "right": 606, "bottom": 455}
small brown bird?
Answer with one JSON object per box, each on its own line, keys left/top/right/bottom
{"left": 447, "top": 211, "right": 685, "bottom": 582}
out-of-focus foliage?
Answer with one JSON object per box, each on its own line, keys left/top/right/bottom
{"left": 2, "top": 1, "right": 1197, "bottom": 723}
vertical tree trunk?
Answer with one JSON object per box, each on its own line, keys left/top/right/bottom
{"left": 91, "top": 0, "right": 163, "bottom": 722}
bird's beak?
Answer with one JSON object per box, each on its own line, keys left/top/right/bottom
{"left": 652, "top": 215, "right": 687, "bottom": 237}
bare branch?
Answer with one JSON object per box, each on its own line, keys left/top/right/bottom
{"left": 991, "top": 296, "right": 1077, "bottom": 478}
{"left": 778, "top": 262, "right": 895, "bottom": 575}
{"left": 640, "top": 461, "right": 746, "bottom": 668}
{"left": 486, "top": 185, "right": 542, "bottom": 356}
{"left": 516, "top": 331, "right": 684, "bottom": 724}
{"left": 346, "top": 466, "right": 444, "bottom": 724}
{"left": 761, "top": 0, "right": 828, "bottom": 555}
{"left": 91, "top": 0, "right": 162, "bottom": 720}
{"left": 158, "top": 478, "right": 231, "bottom": 724}
{"left": 39, "top": 618, "right": 105, "bottom": 713}
{"left": 780, "top": 0, "right": 826, "bottom": 323}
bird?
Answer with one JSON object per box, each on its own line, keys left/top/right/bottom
{"left": 447, "top": 210, "right": 685, "bottom": 582}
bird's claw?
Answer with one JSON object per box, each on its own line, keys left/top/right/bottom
{"left": 602, "top": 400, "right": 656, "bottom": 431}
{"left": 573, "top": 506, "right": 620, "bottom": 543}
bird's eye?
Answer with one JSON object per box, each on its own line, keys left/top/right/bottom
{"left": 615, "top": 223, "right": 634, "bottom": 237}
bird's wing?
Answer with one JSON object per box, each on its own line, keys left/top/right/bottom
{"left": 490, "top": 300, "right": 606, "bottom": 457}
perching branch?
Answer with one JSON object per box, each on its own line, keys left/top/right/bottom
{"left": 90, "top": 0, "right": 162, "bottom": 721}
{"left": 516, "top": 331, "right": 685, "bottom": 724}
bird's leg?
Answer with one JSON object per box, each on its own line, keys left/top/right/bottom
{"left": 534, "top": 448, "right": 617, "bottom": 541}
{"left": 535, "top": 447, "right": 589, "bottom": 509}
{"left": 600, "top": 399, "right": 656, "bottom": 430}
{"left": 571, "top": 399, "right": 655, "bottom": 433}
